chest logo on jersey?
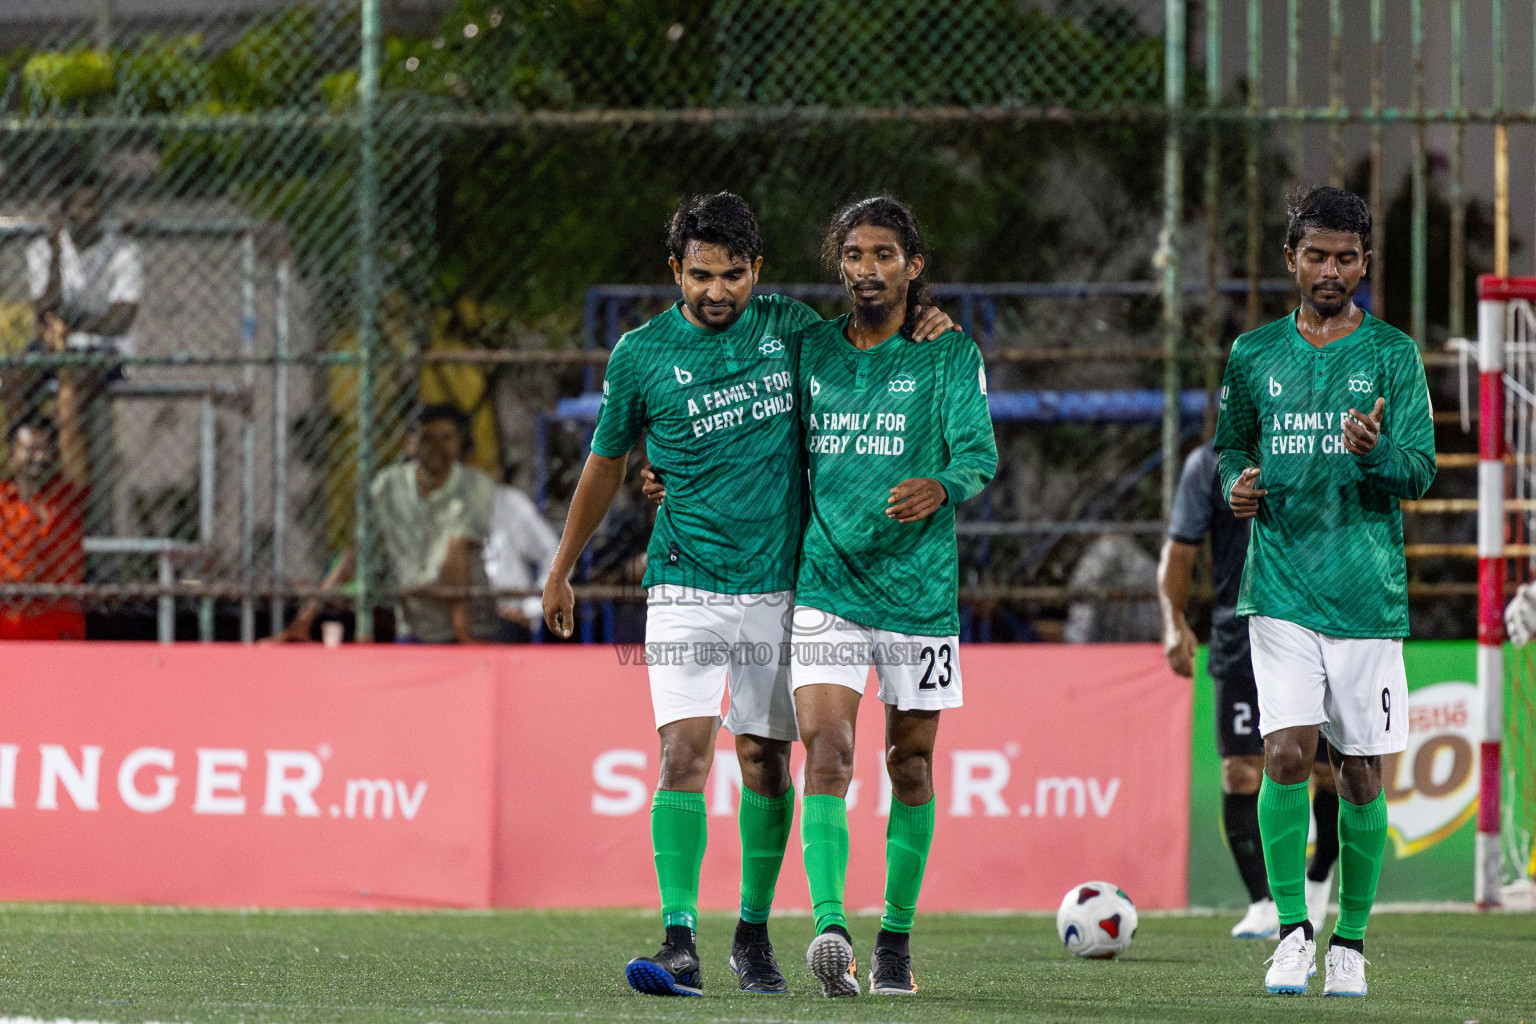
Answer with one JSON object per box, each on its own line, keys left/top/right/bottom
{"left": 759, "top": 337, "right": 784, "bottom": 356}
{"left": 810, "top": 375, "right": 821, "bottom": 397}
{"left": 1348, "top": 371, "right": 1374, "bottom": 394}
{"left": 888, "top": 372, "right": 918, "bottom": 396}
{"left": 1268, "top": 376, "right": 1283, "bottom": 397}
{"left": 674, "top": 366, "right": 693, "bottom": 386}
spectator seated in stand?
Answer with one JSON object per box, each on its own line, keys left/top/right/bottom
{"left": 1, "top": 324, "right": 89, "bottom": 641}
{"left": 483, "top": 460, "right": 560, "bottom": 643}
{"left": 267, "top": 404, "right": 502, "bottom": 644}
{"left": 1063, "top": 531, "right": 1162, "bottom": 643}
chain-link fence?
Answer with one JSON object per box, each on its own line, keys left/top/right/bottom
{"left": 0, "top": 0, "right": 1526, "bottom": 643}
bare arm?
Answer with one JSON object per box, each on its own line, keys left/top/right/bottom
{"left": 55, "top": 372, "right": 88, "bottom": 485}
{"left": 438, "top": 536, "right": 477, "bottom": 643}
{"left": 265, "top": 547, "right": 356, "bottom": 642}
{"left": 74, "top": 301, "right": 138, "bottom": 337}
{"left": 542, "top": 452, "right": 629, "bottom": 638}
{"left": 1157, "top": 538, "right": 1199, "bottom": 677}
{"left": 32, "top": 230, "right": 64, "bottom": 318}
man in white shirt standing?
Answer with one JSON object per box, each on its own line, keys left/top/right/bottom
{"left": 27, "top": 177, "right": 143, "bottom": 362}
{"left": 20, "top": 174, "right": 143, "bottom": 540}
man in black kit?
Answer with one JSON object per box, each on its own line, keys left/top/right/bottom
{"left": 1158, "top": 441, "right": 1340, "bottom": 938}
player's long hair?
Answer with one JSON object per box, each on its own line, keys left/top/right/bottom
{"left": 821, "top": 196, "right": 932, "bottom": 339}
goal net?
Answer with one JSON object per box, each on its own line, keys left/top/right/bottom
{"left": 1476, "top": 276, "right": 1536, "bottom": 906}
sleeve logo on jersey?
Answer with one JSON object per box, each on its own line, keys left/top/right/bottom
{"left": 1268, "top": 376, "right": 1283, "bottom": 397}
{"left": 759, "top": 337, "right": 784, "bottom": 356}
{"left": 1348, "top": 371, "right": 1374, "bottom": 394}
{"left": 674, "top": 366, "right": 693, "bottom": 385}
{"left": 888, "top": 371, "right": 918, "bottom": 396}
{"left": 978, "top": 364, "right": 988, "bottom": 396}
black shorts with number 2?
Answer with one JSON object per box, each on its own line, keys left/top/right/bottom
{"left": 1213, "top": 668, "right": 1332, "bottom": 762}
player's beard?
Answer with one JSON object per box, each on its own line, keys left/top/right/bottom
{"left": 850, "top": 290, "right": 903, "bottom": 331}
{"left": 689, "top": 297, "right": 745, "bottom": 331}
{"left": 1309, "top": 284, "right": 1348, "bottom": 319}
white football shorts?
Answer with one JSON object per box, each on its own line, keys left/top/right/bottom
{"left": 644, "top": 585, "right": 798, "bottom": 740}
{"left": 1248, "top": 615, "right": 1409, "bottom": 756}
{"left": 788, "top": 604, "right": 963, "bottom": 712}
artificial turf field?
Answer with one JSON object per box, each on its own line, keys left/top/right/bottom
{"left": 0, "top": 905, "right": 1527, "bottom": 1024}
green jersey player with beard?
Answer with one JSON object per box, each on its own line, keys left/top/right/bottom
{"left": 789, "top": 197, "right": 996, "bottom": 998}
{"left": 1216, "top": 186, "right": 1435, "bottom": 999}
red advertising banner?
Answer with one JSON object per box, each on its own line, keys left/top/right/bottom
{"left": 0, "top": 642, "right": 1187, "bottom": 911}
{"left": 494, "top": 644, "right": 1190, "bottom": 912}
{"left": 0, "top": 643, "right": 497, "bottom": 907}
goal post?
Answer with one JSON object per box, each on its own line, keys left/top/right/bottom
{"left": 1475, "top": 275, "right": 1536, "bottom": 909}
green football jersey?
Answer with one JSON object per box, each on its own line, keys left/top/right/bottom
{"left": 591, "top": 293, "right": 820, "bottom": 593}
{"left": 793, "top": 316, "right": 997, "bottom": 636}
{"left": 1214, "top": 310, "right": 1436, "bottom": 638}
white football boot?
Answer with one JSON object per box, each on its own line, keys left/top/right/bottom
{"left": 1305, "top": 868, "right": 1334, "bottom": 934}
{"left": 806, "top": 930, "right": 860, "bottom": 998}
{"left": 1263, "top": 928, "right": 1316, "bottom": 994}
{"left": 1231, "top": 898, "right": 1280, "bottom": 939}
{"left": 1323, "top": 944, "right": 1368, "bottom": 997}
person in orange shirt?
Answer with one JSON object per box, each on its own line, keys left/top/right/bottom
{"left": 1, "top": 312, "right": 88, "bottom": 641}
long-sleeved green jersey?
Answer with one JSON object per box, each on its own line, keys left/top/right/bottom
{"left": 793, "top": 317, "right": 997, "bottom": 636}
{"left": 1214, "top": 310, "right": 1436, "bottom": 638}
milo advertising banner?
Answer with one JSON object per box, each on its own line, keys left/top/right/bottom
{"left": 1189, "top": 641, "right": 1479, "bottom": 905}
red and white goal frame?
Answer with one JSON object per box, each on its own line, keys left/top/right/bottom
{"left": 1475, "top": 275, "right": 1536, "bottom": 909}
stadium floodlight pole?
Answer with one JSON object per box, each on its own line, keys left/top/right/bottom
{"left": 354, "top": 0, "right": 382, "bottom": 642}
{"left": 1159, "top": 0, "right": 1185, "bottom": 517}
{"left": 1476, "top": 274, "right": 1509, "bottom": 909}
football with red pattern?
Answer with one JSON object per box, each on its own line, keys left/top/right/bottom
{"left": 1056, "top": 881, "right": 1138, "bottom": 959}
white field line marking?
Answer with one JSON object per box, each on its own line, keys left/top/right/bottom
{"left": 203, "top": 1005, "right": 928, "bottom": 1024}
{"left": 3, "top": 1006, "right": 933, "bottom": 1024}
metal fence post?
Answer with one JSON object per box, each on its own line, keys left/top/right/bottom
{"left": 272, "top": 256, "right": 291, "bottom": 636}
{"left": 199, "top": 396, "right": 215, "bottom": 641}
{"left": 1245, "top": 0, "right": 1262, "bottom": 331}
{"left": 240, "top": 230, "right": 257, "bottom": 642}
{"left": 1449, "top": 0, "right": 1466, "bottom": 339}
{"left": 1411, "top": 0, "right": 1427, "bottom": 344}
{"left": 1201, "top": 0, "right": 1221, "bottom": 440}
{"left": 1161, "top": 0, "right": 1186, "bottom": 516}
{"left": 1370, "top": 0, "right": 1385, "bottom": 322}
{"left": 354, "top": 0, "right": 382, "bottom": 642}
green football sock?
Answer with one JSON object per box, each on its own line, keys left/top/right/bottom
{"left": 1334, "top": 792, "right": 1388, "bottom": 942}
{"left": 1258, "top": 775, "right": 1311, "bottom": 927}
{"left": 881, "top": 795, "right": 936, "bottom": 934}
{"left": 801, "top": 794, "right": 849, "bottom": 935}
{"left": 739, "top": 783, "right": 795, "bottom": 925}
{"left": 651, "top": 789, "right": 707, "bottom": 931}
